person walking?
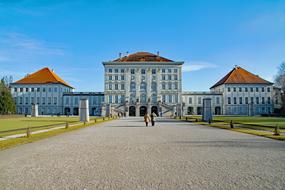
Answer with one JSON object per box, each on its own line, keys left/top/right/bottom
{"left": 150, "top": 112, "right": 157, "bottom": 126}
{"left": 144, "top": 113, "right": 151, "bottom": 127}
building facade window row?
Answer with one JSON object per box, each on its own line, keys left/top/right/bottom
{"left": 227, "top": 86, "right": 271, "bottom": 93}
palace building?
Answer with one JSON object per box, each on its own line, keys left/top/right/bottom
{"left": 10, "top": 52, "right": 280, "bottom": 116}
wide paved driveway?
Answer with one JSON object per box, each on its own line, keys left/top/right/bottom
{"left": 0, "top": 117, "right": 285, "bottom": 190}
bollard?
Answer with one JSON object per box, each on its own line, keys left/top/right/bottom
{"left": 103, "top": 117, "right": 105, "bottom": 121}
{"left": 26, "top": 127, "right": 31, "bottom": 138}
{"left": 94, "top": 119, "right": 97, "bottom": 123}
{"left": 273, "top": 124, "right": 280, "bottom": 136}
{"left": 230, "top": 120, "right": 234, "bottom": 128}
{"left": 65, "top": 122, "right": 69, "bottom": 129}
{"left": 186, "top": 117, "right": 188, "bottom": 121}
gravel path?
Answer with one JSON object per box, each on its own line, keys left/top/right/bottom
{"left": 0, "top": 117, "right": 285, "bottom": 190}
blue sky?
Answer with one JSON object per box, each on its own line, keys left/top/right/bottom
{"left": 0, "top": 0, "right": 284, "bottom": 91}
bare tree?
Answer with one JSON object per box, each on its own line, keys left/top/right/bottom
{"left": 275, "top": 62, "right": 285, "bottom": 114}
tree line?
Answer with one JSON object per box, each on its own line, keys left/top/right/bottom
{"left": 0, "top": 76, "right": 16, "bottom": 115}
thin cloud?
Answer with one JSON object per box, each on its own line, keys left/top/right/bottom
{"left": 0, "top": 32, "right": 67, "bottom": 56}
{"left": 182, "top": 61, "right": 218, "bottom": 72}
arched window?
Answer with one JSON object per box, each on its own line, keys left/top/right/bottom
{"left": 151, "top": 94, "right": 157, "bottom": 103}
{"left": 130, "top": 82, "right": 136, "bottom": 92}
{"left": 140, "top": 93, "right": 147, "bottom": 103}
{"left": 140, "top": 82, "right": 147, "bottom": 92}
{"left": 130, "top": 93, "right": 136, "bottom": 104}
{"left": 151, "top": 82, "right": 157, "bottom": 92}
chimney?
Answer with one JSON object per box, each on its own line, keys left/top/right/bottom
{"left": 119, "top": 52, "right": 122, "bottom": 59}
{"left": 157, "top": 51, "right": 160, "bottom": 56}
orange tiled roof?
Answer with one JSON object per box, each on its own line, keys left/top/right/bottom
{"left": 14, "top": 67, "right": 73, "bottom": 88}
{"left": 211, "top": 66, "right": 273, "bottom": 89}
{"left": 113, "top": 52, "right": 173, "bottom": 62}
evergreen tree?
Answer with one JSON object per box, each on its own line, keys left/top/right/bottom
{"left": 0, "top": 77, "right": 16, "bottom": 115}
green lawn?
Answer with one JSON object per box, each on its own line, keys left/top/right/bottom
{"left": 187, "top": 115, "right": 285, "bottom": 129}
{"left": 0, "top": 116, "right": 97, "bottom": 133}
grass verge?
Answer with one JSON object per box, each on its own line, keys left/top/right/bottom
{"left": 0, "top": 118, "right": 117, "bottom": 151}
{"left": 175, "top": 117, "right": 285, "bottom": 141}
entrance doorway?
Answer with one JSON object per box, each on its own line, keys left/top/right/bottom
{"left": 151, "top": 106, "right": 159, "bottom": 116}
{"left": 139, "top": 106, "right": 147, "bottom": 116}
{"left": 73, "top": 107, "right": 79, "bottom": 115}
{"left": 215, "top": 107, "right": 221, "bottom": 115}
{"left": 129, "top": 106, "right": 136, "bottom": 116}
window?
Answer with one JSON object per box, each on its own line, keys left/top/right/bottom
{"left": 121, "top": 84, "right": 125, "bottom": 90}
{"left": 151, "top": 82, "right": 157, "bottom": 91}
{"left": 131, "top": 69, "right": 135, "bottom": 74}
{"left": 267, "top": 97, "right": 271, "bottom": 104}
{"left": 115, "top": 69, "right": 118, "bottom": 73}
{"left": 37, "top": 97, "right": 40, "bottom": 104}
{"left": 109, "top": 84, "right": 112, "bottom": 90}
{"left": 130, "top": 82, "right": 136, "bottom": 91}
{"left": 256, "top": 97, "right": 259, "bottom": 104}
{"left": 20, "top": 88, "right": 23, "bottom": 92}
{"left": 245, "top": 87, "right": 248, "bottom": 92}
{"left": 162, "top": 69, "right": 165, "bottom": 73}
{"left": 25, "top": 97, "right": 29, "bottom": 104}
{"left": 162, "top": 83, "right": 166, "bottom": 90}
{"left": 233, "top": 87, "right": 236, "bottom": 92}
{"left": 239, "top": 97, "right": 242, "bottom": 104}
{"left": 109, "top": 95, "right": 112, "bottom": 103}
{"left": 37, "top": 88, "right": 40, "bottom": 92}
{"left": 228, "top": 87, "right": 231, "bottom": 92}
{"left": 140, "top": 82, "right": 147, "bottom": 91}
{"left": 168, "top": 82, "right": 172, "bottom": 90}
{"left": 14, "top": 88, "right": 17, "bottom": 92}
{"left": 169, "top": 95, "right": 173, "bottom": 103}
{"left": 251, "top": 97, "right": 254, "bottom": 104}
{"left": 54, "top": 97, "right": 57, "bottom": 105}
{"left": 174, "top": 82, "right": 178, "bottom": 90}
{"left": 228, "top": 97, "right": 231, "bottom": 104}
{"left": 115, "top": 95, "right": 119, "bottom": 103}
{"left": 49, "top": 88, "right": 52, "bottom": 92}
{"left": 216, "top": 97, "right": 220, "bottom": 104}
{"left": 115, "top": 76, "right": 118, "bottom": 80}
{"left": 168, "top": 69, "right": 172, "bottom": 73}
{"left": 267, "top": 87, "right": 271, "bottom": 92}
{"left": 115, "top": 84, "right": 118, "bottom": 90}
{"left": 42, "top": 97, "right": 46, "bottom": 105}
{"left": 262, "top": 87, "right": 265, "bottom": 92}
{"left": 31, "top": 97, "right": 34, "bottom": 104}
{"left": 174, "top": 75, "right": 178, "bottom": 80}
{"left": 109, "top": 75, "right": 112, "bottom": 80}
{"left": 121, "top": 69, "right": 124, "bottom": 73}
{"left": 162, "top": 95, "right": 166, "bottom": 102}
{"left": 43, "top": 88, "right": 46, "bottom": 92}
{"left": 189, "top": 97, "right": 192, "bottom": 104}
{"left": 31, "top": 88, "right": 34, "bottom": 92}
{"left": 262, "top": 97, "right": 265, "bottom": 104}
{"left": 168, "top": 75, "right": 171, "bottom": 80}
{"left": 250, "top": 87, "right": 253, "bottom": 92}
{"left": 141, "top": 69, "right": 146, "bottom": 74}
{"left": 239, "top": 87, "right": 242, "bottom": 92}
{"left": 48, "top": 97, "right": 51, "bottom": 104}
{"left": 198, "top": 97, "right": 202, "bottom": 104}
{"left": 234, "top": 97, "right": 237, "bottom": 104}
{"left": 174, "top": 69, "right": 178, "bottom": 73}
{"left": 54, "top": 87, "right": 57, "bottom": 92}
{"left": 75, "top": 97, "right": 78, "bottom": 105}
{"left": 121, "top": 75, "right": 125, "bottom": 80}
{"left": 108, "top": 68, "right": 112, "bottom": 73}
{"left": 25, "top": 88, "right": 29, "bottom": 92}
{"left": 20, "top": 97, "right": 23, "bottom": 104}
{"left": 152, "top": 69, "right": 156, "bottom": 74}
{"left": 162, "top": 75, "right": 166, "bottom": 80}
{"left": 245, "top": 97, "right": 248, "bottom": 104}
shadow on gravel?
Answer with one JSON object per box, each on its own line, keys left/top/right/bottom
{"left": 172, "top": 140, "right": 285, "bottom": 148}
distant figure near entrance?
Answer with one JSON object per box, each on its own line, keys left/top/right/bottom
{"left": 150, "top": 112, "right": 157, "bottom": 126}
{"left": 144, "top": 113, "right": 151, "bottom": 127}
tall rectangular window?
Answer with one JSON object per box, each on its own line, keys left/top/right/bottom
{"left": 262, "top": 97, "right": 265, "bottom": 104}
{"left": 109, "top": 75, "right": 112, "bottom": 80}
{"left": 198, "top": 97, "right": 202, "bottom": 104}
{"left": 216, "top": 97, "right": 220, "bottom": 104}
{"left": 233, "top": 87, "right": 236, "bottom": 92}
{"left": 115, "top": 69, "right": 118, "bottom": 73}
{"left": 152, "top": 69, "right": 156, "bottom": 74}
{"left": 234, "top": 97, "right": 237, "bottom": 104}
{"left": 256, "top": 97, "right": 259, "bottom": 104}
{"left": 141, "top": 69, "right": 146, "bottom": 74}
{"left": 267, "top": 87, "right": 271, "bottom": 92}
{"left": 251, "top": 97, "right": 254, "bottom": 104}
{"left": 54, "top": 97, "right": 57, "bottom": 105}
{"left": 189, "top": 97, "right": 192, "bottom": 104}
{"left": 131, "top": 69, "right": 135, "bottom": 74}
{"left": 245, "top": 87, "right": 248, "bottom": 92}
{"left": 267, "top": 97, "right": 271, "bottom": 104}
{"left": 109, "top": 95, "right": 112, "bottom": 103}
{"left": 256, "top": 87, "right": 259, "bottom": 92}
{"left": 42, "top": 97, "right": 46, "bottom": 105}
{"left": 228, "top": 87, "right": 231, "bottom": 92}
{"left": 245, "top": 97, "right": 248, "bottom": 104}
{"left": 115, "top": 76, "right": 118, "bottom": 80}
{"left": 239, "top": 97, "right": 242, "bottom": 104}
{"left": 121, "top": 75, "right": 125, "bottom": 80}
{"left": 228, "top": 97, "right": 231, "bottom": 104}
{"left": 239, "top": 87, "right": 242, "bottom": 92}
{"left": 121, "top": 84, "right": 125, "bottom": 90}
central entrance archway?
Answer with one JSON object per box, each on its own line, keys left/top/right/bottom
{"left": 140, "top": 106, "right": 147, "bottom": 116}
{"left": 129, "top": 106, "right": 136, "bottom": 116}
{"left": 151, "top": 106, "right": 159, "bottom": 116}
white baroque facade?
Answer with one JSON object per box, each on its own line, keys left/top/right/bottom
{"left": 102, "top": 52, "right": 183, "bottom": 117}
